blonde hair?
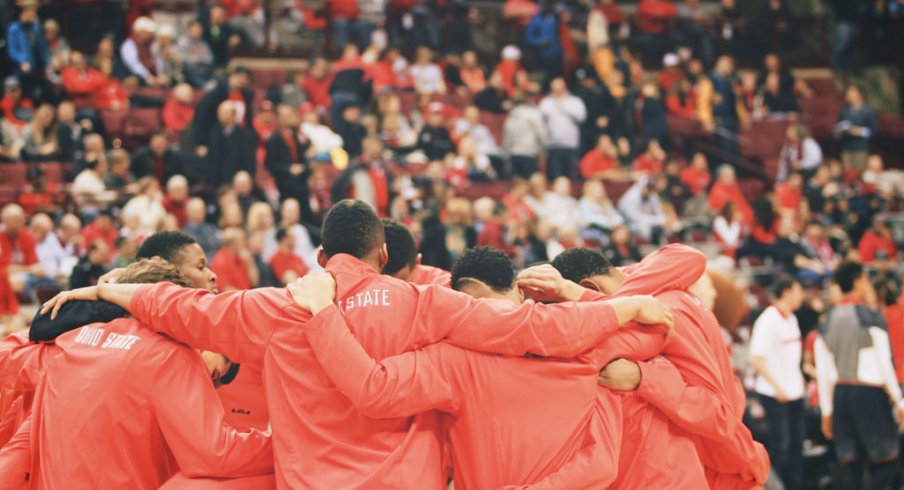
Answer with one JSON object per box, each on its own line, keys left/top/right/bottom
{"left": 116, "top": 257, "right": 189, "bottom": 287}
{"left": 246, "top": 202, "right": 274, "bottom": 232}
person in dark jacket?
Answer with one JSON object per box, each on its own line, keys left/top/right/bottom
{"left": 417, "top": 103, "right": 455, "bottom": 161}
{"left": 204, "top": 101, "right": 257, "bottom": 188}
{"left": 6, "top": 6, "right": 52, "bottom": 102}
{"left": 474, "top": 71, "right": 510, "bottom": 114}
{"left": 264, "top": 105, "right": 315, "bottom": 224}
{"left": 837, "top": 85, "right": 878, "bottom": 174}
{"left": 333, "top": 105, "right": 367, "bottom": 159}
{"left": 202, "top": 5, "right": 241, "bottom": 69}
{"left": 192, "top": 67, "right": 254, "bottom": 151}
{"left": 639, "top": 82, "right": 669, "bottom": 148}
{"left": 69, "top": 239, "right": 110, "bottom": 289}
{"left": 132, "top": 132, "right": 191, "bottom": 186}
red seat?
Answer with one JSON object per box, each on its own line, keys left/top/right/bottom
{"left": 100, "top": 110, "right": 129, "bottom": 138}
{"left": 125, "top": 108, "right": 163, "bottom": 137}
{"left": 40, "top": 162, "right": 69, "bottom": 184}
{"left": 0, "top": 163, "right": 28, "bottom": 186}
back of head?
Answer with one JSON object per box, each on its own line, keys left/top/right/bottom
{"left": 137, "top": 231, "right": 197, "bottom": 263}
{"left": 552, "top": 248, "right": 612, "bottom": 283}
{"left": 451, "top": 247, "right": 515, "bottom": 293}
{"left": 322, "top": 200, "right": 384, "bottom": 260}
{"left": 116, "top": 257, "right": 190, "bottom": 287}
{"left": 382, "top": 219, "right": 417, "bottom": 275}
{"left": 834, "top": 261, "right": 863, "bottom": 295}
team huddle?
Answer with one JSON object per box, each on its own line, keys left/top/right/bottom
{"left": 0, "top": 199, "right": 768, "bottom": 489}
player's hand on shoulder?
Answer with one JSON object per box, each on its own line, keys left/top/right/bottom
{"left": 516, "top": 264, "right": 584, "bottom": 303}
{"left": 629, "top": 295, "right": 675, "bottom": 338}
{"left": 288, "top": 272, "right": 337, "bottom": 315}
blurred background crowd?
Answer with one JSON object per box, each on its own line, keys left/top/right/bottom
{"left": 0, "top": 0, "right": 903, "bottom": 488}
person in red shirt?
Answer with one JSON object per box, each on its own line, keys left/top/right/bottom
{"left": 493, "top": 45, "right": 532, "bottom": 95}
{"left": 709, "top": 164, "right": 754, "bottom": 225}
{"left": 0, "top": 77, "right": 34, "bottom": 128}
{"left": 382, "top": 219, "right": 452, "bottom": 287}
{"left": 633, "top": 138, "right": 666, "bottom": 176}
{"left": 301, "top": 58, "right": 332, "bottom": 109}
{"left": 292, "top": 247, "right": 679, "bottom": 489}
{"left": 59, "top": 51, "right": 106, "bottom": 100}
{"left": 459, "top": 50, "right": 486, "bottom": 94}
{"left": 580, "top": 134, "right": 621, "bottom": 180}
{"left": 858, "top": 219, "right": 899, "bottom": 264}
{"left": 1, "top": 204, "right": 42, "bottom": 313}
{"left": 521, "top": 245, "right": 770, "bottom": 489}
{"left": 636, "top": 0, "right": 678, "bottom": 35}
{"left": 162, "top": 175, "right": 190, "bottom": 228}
{"left": 775, "top": 170, "right": 803, "bottom": 215}
{"left": 679, "top": 152, "right": 712, "bottom": 196}
{"left": 268, "top": 228, "right": 309, "bottom": 285}
{"left": 210, "top": 227, "right": 257, "bottom": 291}
{"left": 6, "top": 258, "right": 273, "bottom": 489}
{"left": 80, "top": 209, "right": 119, "bottom": 252}
{"left": 41, "top": 199, "right": 675, "bottom": 489}
{"left": 162, "top": 83, "right": 196, "bottom": 133}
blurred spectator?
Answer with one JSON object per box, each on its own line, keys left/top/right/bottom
{"left": 1, "top": 204, "right": 42, "bottom": 302}
{"left": 836, "top": 85, "right": 878, "bottom": 174}
{"left": 301, "top": 58, "right": 332, "bottom": 110}
{"left": 132, "top": 132, "right": 189, "bottom": 187}
{"left": 759, "top": 72, "right": 799, "bottom": 116}
{"left": 103, "top": 149, "right": 134, "bottom": 195}
{"left": 221, "top": 0, "right": 266, "bottom": 48}
{"left": 749, "top": 275, "right": 806, "bottom": 490}
{"left": 204, "top": 5, "right": 242, "bottom": 69}
{"left": 639, "top": 82, "right": 669, "bottom": 146}
{"left": 774, "top": 171, "right": 803, "bottom": 217}
{"left": 121, "top": 176, "right": 167, "bottom": 236}
{"left": 43, "top": 18, "right": 70, "bottom": 76}
{"left": 539, "top": 77, "right": 586, "bottom": 179}
{"left": 410, "top": 47, "right": 446, "bottom": 95}
{"left": 193, "top": 66, "right": 254, "bottom": 152}
{"left": 633, "top": 139, "right": 666, "bottom": 176}
{"left": 120, "top": 17, "right": 167, "bottom": 87}
{"left": 759, "top": 53, "right": 813, "bottom": 98}
{"left": 22, "top": 104, "right": 59, "bottom": 162}
{"left": 6, "top": 6, "right": 52, "bottom": 102}
{"left": 459, "top": 50, "right": 486, "bottom": 94}
{"left": 503, "top": 92, "right": 547, "bottom": 179}
{"left": 334, "top": 105, "right": 367, "bottom": 158}
{"left": 72, "top": 154, "right": 115, "bottom": 217}
{"left": 800, "top": 221, "right": 837, "bottom": 274}
{"left": 278, "top": 198, "right": 317, "bottom": 268}
{"left": 708, "top": 56, "right": 747, "bottom": 165}
{"left": 634, "top": 0, "right": 677, "bottom": 63}
{"left": 579, "top": 134, "right": 620, "bottom": 181}
{"left": 203, "top": 101, "right": 258, "bottom": 188}
{"left": 858, "top": 218, "right": 898, "bottom": 264}
{"left": 327, "top": 0, "right": 372, "bottom": 51}
{"left": 759, "top": 0, "right": 796, "bottom": 55}
{"left": 451, "top": 136, "right": 495, "bottom": 184}
{"left": 265, "top": 105, "right": 312, "bottom": 224}
{"left": 177, "top": 20, "right": 215, "bottom": 88}
{"left": 280, "top": 69, "right": 307, "bottom": 109}
{"left": 162, "top": 84, "right": 196, "bottom": 135}
{"left": 579, "top": 179, "right": 624, "bottom": 241}
{"left": 417, "top": 103, "right": 455, "bottom": 161}
{"left": 679, "top": 152, "right": 712, "bottom": 197}
{"left": 453, "top": 106, "right": 501, "bottom": 162}
{"left": 329, "top": 45, "right": 373, "bottom": 121}
{"left": 113, "top": 235, "right": 138, "bottom": 268}
{"left": 29, "top": 213, "right": 65, "bottom": 287}
{"left": 300, "top": 110, "right": 344, "bottom": 154}
{"left": 863, "top": 154, "right": 904, "bottom": 200}
{"left": 713, "top": 202, "right": 742, "bottom": 256}
{"left": 474, "top": 71, "right": 511, "bottom": 114}
{"left": 211, "top": 226, "right": 258, "bottom": 291}
{"left": 163, "top": 175, "right": 190, "bottom": 226}
{"left": 69, "top": 238, "right": 109, "bottom": 288}
{"left": 573, "top": 68, "right": 609, "bottom": 154}
{"left": 1, "top": 76, "right": 34, "bottom": 129}
{"left": 153, "top": 24, "right": 182, "bottom": 85}
{"left": 603, "top": 223, "right": 642, "bottom": 266}
{"left": 709, "top": 165, "right": 753, "bottom": 225}
{"left": 778, "top": 123, "right": 822, "bottom": 181}
{"left": 183, "top": 197, "right": 221, "bottom": 259}
{"left": 0, "top": 112, "right": 23, "bottom": 161}
{"left": 55, "top": 101, "right": 85, "bottom": 164}
{"left": 333, "top": 137, "right": 391, "bottom": 216}
{"left": 269, "top": 228, "right": 308, "bottom": 285}
{"left": 234, "top": 172, "right": 266, "bottom": 218}
{"left": 524, "top": 3, "right": 564, "bottom": 86}
{"left": 617, "top": 177, "right": 670, "bottom": 244}
{"left": 493, "top": 45, "right": 536, "bottom": 96}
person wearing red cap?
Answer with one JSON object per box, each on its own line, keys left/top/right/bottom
{"left": 41, "top": 200, "right": 675, "bottom": 489}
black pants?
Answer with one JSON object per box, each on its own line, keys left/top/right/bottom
{"left": 546, "top": 148, "right": 578, "bottom": 180}
{"left": 760, "top": 395, "right": 804, "bottom": 490}
{"left": 834, "top": 384, "right": 899, "bottom": 490}
{"left": 510, "top": 156, "right": 539, "bottom": 179}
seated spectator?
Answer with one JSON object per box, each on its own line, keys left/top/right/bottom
{"left": 417, "top": 103, "right": 455, "bottom": 161}
{"left": 182, "top": 197, "right": 220, "bottom": 259}
{"left": 132, "top": 132, "right": 189, "bottom": 186}
{"left": 153, "top": 24, "right": 182, "bottom": 85}
{"left": 410, "top": 47, "right": 446, "bottom": 95}
{"left": 72, "top": 157, "right": 116, "bottom": 217}
{"left": 112, "top": 235, "right": 138, "bottom": 268}
{"left": 0, "top": 76, "right": 34, "bottom": 128}
{"left": 800, "top": 221, "right": 837, "bottom": 274}
{"left": 474, "top": 71, "right": 511, "bottom": 114}
{"left": 862, "top": 154, "right": 904, "bottom": 200}
{"left": 60, "top": 51, "right": 114, "bottom": 110}
{"left": 280, "top": 69, "right": 307, "bottom": 109}
{"left": 709, "top": 164, "right": 753, "bottom": 225}
{"left": 301, "top": 58, "right": 332, "bottom": 110}
{"left": 234, "top": 172, "right": 267, "bottom": 219}
{"left": 300, "top": 109, "right": 344, "bottom": 154}
{"left": 265, "top": 105, "right": 313, "bottom": 222}
{"left": 760, "top": 72, "right": 799, "bottom": 116}
{"left": 450, "top": 136, "right": 495, "bottom": 184}
{"left": 738, "top": 198, "right": 779, "bottom": 261}
{"left": 22, "top": 104, "right": 60, "bottom": 162}
{"left": 459, "top": 51, "right": 486, "bottom": 94}
{"left": 57, "top": 213, "right": 84, "bottom": 273}
{"left": 103, "top": 148, "right": 134, "bottom": 195}
{"left": 55, "top": 101, "right": 85, "bottom": 164}
{"left": 658, "top": 53, "right": 684, "bottom": 92}
{"left": 121, "top": 176, "right": 167, "bottom": 236}
{"left": 203, "top": 101, "right": 257, "bottom": 188}
{"left": 837, "top": 85, "right": 877, "bottom": 174}
{"left": 203, "top": 5, "right": 241, "bottom": 69}
{"left": 210, "top": 226, "right": 258, "bottom": 291}
{"left": 579, "top": 134, "right": 621, "bottom": 181}
{"left": 163, "top": 175, "right": 190, "bottom": 228}
{"left": 120, "top": 17, "right": 167, "bottom": 86}
{"left": 0, "top": 113, "right": 23, "bottom": 161}
{"left": 453, "top": 106, "right": 501, "bottom": 160}
{"left": 268, "top": 228, "right": 309, "bottom": 285}
{"left": 333, "top": 104, "right": 367, "bottom": 159}
{"left": 679, "top": 152, "right": 712, "bottom": 196}
{"left": 43, "top": 18, "right": 71, "bottom": 75}
{"left": 29, "top": 212, "right": 66, "bottom": 287}
{"left": 278, "top": 198, "right": 317, "bottom": 269}
{"left": 666, "top": 78, "right": 697, "bottom": 118}
{"left": 162, "top": 83, "right": 195, "bottom": 134}
{"left": 639, "top": 82, "right": 669, "bottom": 146}
{"left": 379, "top": 95, "right": 417, "bottom": 150}
{"left": 192, "top": 66, "right": 253, "bottom": 152}
{"left": 372, "top": 48, "right": 411, "bottom": 93}
{"left": 176, "top": 20, "right": 215, "bottom": 88}
{"left": 617, "top": 177, "right": 668, "bottom": 244}
{"left": 579, "top": 179, "right": 624, "bottom": 241}
{"left": 775, "top": 171, "right": 803, "bottom": 217}
{"left": 759, "top": 53, "right": 812, "bottom": 99}
{"left": 633, "top": 139, "right": 666, "bottom": 176}
{"left": 93, "top": 57, "right": 130, "bottom": 111}
{"left": 603, "top": 224, "right": 643, "bottom": 266}
{"left": 0, "top": 204, "right": 43, "bottom": 303}
{"left": 332, "top": 137, "right": 391, "bottom": 216}
{"left": 778, "top": 123, "right": 822, "bottom": 181}
{"left": 503, "top": 92, "right": 546, "bottom": 179}
{"left": 713, "top": 202, "right": 742, "bottom": 257}
{"left": 859, "top": 218, "right": 898, "bottom": 264}
{"left": 222, "top": 0, "right": 266, "bottom": 48}
{"left": 69, "top": 238, "right": 110, "bottom": 288}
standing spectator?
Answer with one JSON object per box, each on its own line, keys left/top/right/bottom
{"left": 120, "top": 17, "right": 167, "bottom": 86}
{"left": 617, "top": 177, "right": 669, "bottom": 244}
{"left": 69, "top": 238, "right": 110, "bottom": 288}
{"left": 837, "top": 85, "right": 878, "bottom": 174}
{"left": 183, "top": 197, "right": 221, "bottom": 258}
{"left": 192, "top": 66, "right": 254, "bottom": 152}
{"left": 43, "top": 18, "right": 70, "bottom": 76}
{"left": 778, "top": 123, "right": 823, "bottom": 181}
{"left": 417, "top": 103, "right": 455, "bottom": 161}
{"left": 210, "top": 226, "right": 258, "bottom": 291}
{"left": 573, "top": 69, "right": 609, "bottom": 154}
{"left": 815, "top": 262, "right": 903, "bottom": 490}
{"left": 503, "top": 92, "right": 547, "bottom": 179}
{"left": 749, "top": 275, "right": 806, "bottom": 490}
{"left": 222, "top": 0, "right": 266, "bottom": 48}
{"left": 21, "top": 104, "right": 59, "bottom": 162}
{"left": 327, "top": 0, "right": 371, "bottom": 51}
{"left": 539, "top": 77, "right": 586, "bottom": 179}
{"left": 203, "top": 101, "right": 258, "bottom": 188}
{"left": 265, "top": 105, "right": 314, "bottom": 224}
{"left": 162, "top": 83, "right": 196, "bottom": 135}
{"left": 268, "top": 228, "right": 308, "bottom": 285}
{"left": 0, "top": 76, "right": 33, "bottom": 128}
{"left": 409, "top": 47, "right": 446, "bottom": 95}
{"left": 524, "top": 3, "right": 563, "bottom": 86}
{"left": 6, "top": 6, "right": 52, "bottom": 102}
{"left": 639, "top": 82, "right": 669, "bottom": 147}
{"left": 204, "top": 5, "right": 242, "bottom": 69}
{"left": 708, "top": 56, "right": 747, "bottom": 166}
{"left": 177, "top": 20, "right": 215, "bottom": 88}
{"left": 474, "top": 72, "right": 511, "bottom": 114}
{"left": 152, "top": 24, "right": 182, "bottom": 85}
{"left": 333, "top": 104, "right": 367, "bottom": 159}
{"left": 132, "top": 132, "right": 189, "bottom": 187}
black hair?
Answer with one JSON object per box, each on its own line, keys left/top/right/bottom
{"left": 382, "top": 219, "right": 418, "bottom": 275}
{"left": 321, "top": 200, "right": 384, "bottom": 259}
{"left": 451, "top": 247, "right": 515, "bottom": 293}
{"left": 771, "top": 274, "right": 799, "bottom": 299}
{"left": 276, "top": 228, "right": 289, "bottom": 242}
{"left": 834, "top": 261, "right": 864, "bottom": 294}
{"left": 552, "top": 248, "right": 612, "bottom": 283}
{"left": 137, "top": 231, "right": 197, "bottom": 263}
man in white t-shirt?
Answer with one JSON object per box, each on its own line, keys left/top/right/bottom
{"left": 749, "top": 275, "right": 806, "bottom": 490}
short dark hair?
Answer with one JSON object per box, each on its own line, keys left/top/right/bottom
{"left": 276, "top": 228, "right": 289, "bottom": 242}
{"left": 771, "top": 274, "right": 799, "bottom": 299}
{"left": 552, "top": 248, "right": 612, "bottom": 283}
{"left": 834, "top": 261, "right": 864, "bottom": 294}
{"left": 451, "top": 247, "right": 515, "bottom": 293}
{"left": 382, "top": 219, "right": 417, "bottom": 274}
{"left": 137, "top": 231, "right": 197, "bottom": 264}
{"left": 321, "top": 200, "right": 384, "bottom": 259}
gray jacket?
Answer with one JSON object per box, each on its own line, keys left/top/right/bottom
{"left": 503, "top": 104, "right": 547, "bottom": 157}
